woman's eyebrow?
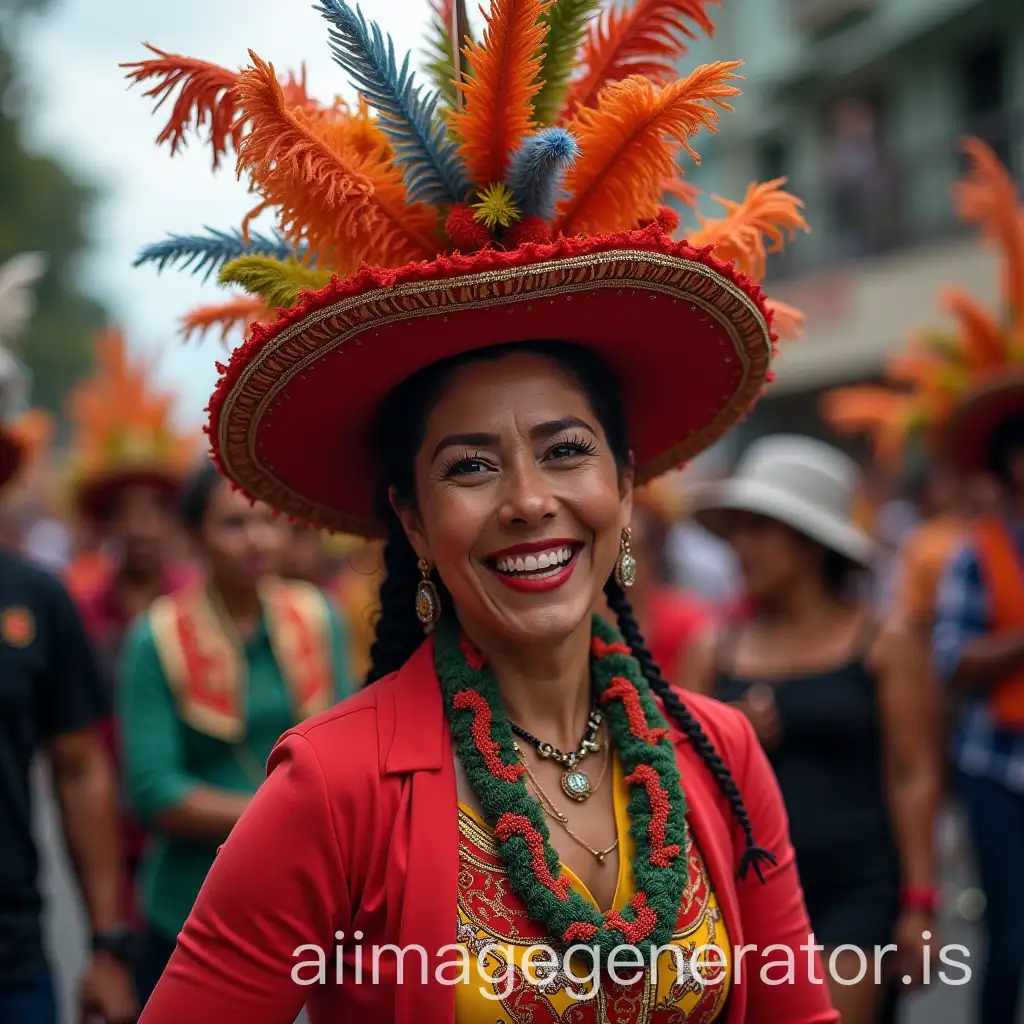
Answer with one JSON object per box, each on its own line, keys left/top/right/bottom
{"left": 430, "top": 431, "right": 499, "bottom": 460}
{"left": 529, "top": 416, "right": 597, "bottom": 441}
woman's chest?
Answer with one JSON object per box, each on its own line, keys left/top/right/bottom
{"left": 454, "top": 809, "right": 731, "bottom": 1023}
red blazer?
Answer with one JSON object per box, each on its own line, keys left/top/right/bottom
{"left": 140, "top": 637, "right": 838, "bottom": 1024}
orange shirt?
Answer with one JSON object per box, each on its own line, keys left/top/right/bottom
{"left": 893, "top": 516, "right": 966, "bottom": 623}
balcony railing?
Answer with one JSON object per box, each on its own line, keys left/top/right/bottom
{"left": 756, "top": 107, "right": 1023, "bottom": 284}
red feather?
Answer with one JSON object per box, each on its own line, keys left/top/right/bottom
{"left": 564, "top": 0, "right": 718, "bottom": 117}
{"left": 122, "top": 44, "right": 241, "bottom": 169}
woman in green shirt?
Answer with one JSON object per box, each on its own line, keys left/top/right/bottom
{"left": 118, "top": 461, "right": 349, "bottom": 1005}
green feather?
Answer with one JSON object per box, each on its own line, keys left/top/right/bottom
{"left": 533, "top": 0, "right": 602, "bottom": 125}
{"left": 218, "top": 256, "right": 332, "bottom": 309}
{"left": 423, "top": 0, "right": 474, "bottom": 113}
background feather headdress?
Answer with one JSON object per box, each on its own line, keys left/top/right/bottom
{"left": 126, "top": 0, "right": 807, "bottom": 346}
{"left": 821, "top": 136, "right": 1024, "bottom": 470}
{"left": 64, "top": 328, "right": 198, "bottom": 493}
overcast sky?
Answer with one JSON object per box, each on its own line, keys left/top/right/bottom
{"left": 19, "top": 0, "right": 434, "bottom": 427}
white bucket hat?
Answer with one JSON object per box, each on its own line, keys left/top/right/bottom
{"left": 690, "top": 434, "right": 875, "bottom": 567}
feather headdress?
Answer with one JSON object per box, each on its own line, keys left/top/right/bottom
{"left": 64, "top": 328, "right": 199, "bottom": 519}
{"left": 127, "top": 0, "right": 806, "bottom": 343}
{"left": 821, "top": 137, "right": 1024, "bottom": 471}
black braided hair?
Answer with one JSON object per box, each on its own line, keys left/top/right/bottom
{"left": 603, "top": 578, "right": 776, "bottom": 883}
{"left": 362, "top": 338, "right": 774, "bottom": 882}
{"left": 364, "top": 508, "right": 426, "bottom": 684}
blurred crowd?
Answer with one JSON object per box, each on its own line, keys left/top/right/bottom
{"left": 0, "top": 59, "right": 1022, "bottom": 1024}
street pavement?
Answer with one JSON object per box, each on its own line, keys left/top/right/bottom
{"left": 31, "top": 763, "right": 1022, "bottom": 1023}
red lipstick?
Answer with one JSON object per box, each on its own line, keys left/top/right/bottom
{"left": 485, "top": 543, "right": 582, "bottom": 594}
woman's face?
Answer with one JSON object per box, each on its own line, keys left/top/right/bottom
{"left": 197, "top": 479, "right": 289, "bottom": 591}
{"left": 725, "top": 511, "right": 818, "bottom": 601}
{"left": 398, "top": 352, "right": 633, "bottom": 648}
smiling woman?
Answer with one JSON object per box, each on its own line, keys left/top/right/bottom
{"left": 122, "top": 0, "right": 834, "bottom": 1021}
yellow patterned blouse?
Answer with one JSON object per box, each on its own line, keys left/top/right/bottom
{"left": 456, "top": 754, "right": 732, "bottom": 1023}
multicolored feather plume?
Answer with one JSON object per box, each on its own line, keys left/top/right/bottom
{"left": 451, "top": 0, "right": 552, "bottom": 187}
{"left": 316, "top": 0, "right": 470, "bottom": 205}
{"left": 129, "top": 0, "right": 807, "bottom": 343}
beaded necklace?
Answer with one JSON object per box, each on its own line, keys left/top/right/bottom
{"left": 436, "top": 613, "right": 690, "bottom": 956}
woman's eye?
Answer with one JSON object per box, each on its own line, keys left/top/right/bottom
{"left": 547, "top": 440, "right": 594, "bottom": 460}
{"left": 444, "top": 457, "right": 491, "bottom": 477}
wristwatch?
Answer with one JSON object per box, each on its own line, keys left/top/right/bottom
{"left": 91, "top": 925, "right": 137, "bottom": 965}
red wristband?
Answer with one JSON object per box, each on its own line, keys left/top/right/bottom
{"left": 900, "top": 885, "right": 938, "bottom": 915}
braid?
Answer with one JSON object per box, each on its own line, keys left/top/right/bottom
{"left": 365, "top": 509, "right": 428, "bottom": 685}
{"left": 604, "top": 579, "right": 776, "bottom": 883}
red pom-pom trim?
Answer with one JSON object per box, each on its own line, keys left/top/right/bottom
{"left": 445, "top": 204, "right": 492, "bottom": 253}
{"left": 504, "top": 216, "right": 553, "bottom": 248}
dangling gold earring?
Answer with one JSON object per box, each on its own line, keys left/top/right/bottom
{"left": 415, "top": 557, "right": 441, "bottom": 627}
{"left": 614, "top": 527, "right": 636, "bottom": 589}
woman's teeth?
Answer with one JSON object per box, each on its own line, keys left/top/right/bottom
{"left": 494, "top": 547, "right": 575, "bottom": 576}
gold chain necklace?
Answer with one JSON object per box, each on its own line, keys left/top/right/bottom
{"left": 515, "top": 743, "right": 618, "bottom": 864}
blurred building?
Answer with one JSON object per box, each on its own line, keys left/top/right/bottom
{"left": 683, "top": 0, "right": 1024, "bottom": 454}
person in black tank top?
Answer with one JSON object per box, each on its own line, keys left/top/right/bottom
{"left": 685, "top": 436, "right": 940, "bottom": 1024}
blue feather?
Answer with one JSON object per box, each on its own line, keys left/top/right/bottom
{"left": 505, "top": 128, "right": 580, "bottom": 221}
{"left": 316, "top": 0, "right": 469, "bottom": 206}
{"left": 133, "top": 228, "right": 309, "bottom": 282}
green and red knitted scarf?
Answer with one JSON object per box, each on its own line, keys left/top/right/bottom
{"left": 436, "top": 613, "right": 689, "bottom": 956}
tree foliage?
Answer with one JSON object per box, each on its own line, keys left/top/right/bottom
{"left": 0, "top": 0, "right": 106, "bottom": 413}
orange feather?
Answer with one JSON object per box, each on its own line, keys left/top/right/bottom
{"left": 764, "top": 298, "right": 805, "bottom": 342}
{"left": 180, "top": 296, "right": 274, "bottom": 345}
{"left": 451, "top": 0, "right": 552, "bottom": 186}
{"left": 564, "top": 0, "right": 718, "bottom": 117}
{"left": 122, "top": 45, "right": 241, "bottom": 169}
{"left": 687, "top": 179, "right": 808, "bottom": 280}
{"left": 661, "top": 169, "right": 700, "bottom": 208}
{"left": 819, "top": 387, "right": 913, "bottom": 468}
{"left": 234, "top": 54, "right": 441, "bottom": 271}
{"left": 954, "top": 137, "right": 1024, "bottom": 337}
{"left": 556, "top": 65, "right": 740, "bottom": 238}
{"left": 942, "top": 286, "right": 1009, "bottom": 373}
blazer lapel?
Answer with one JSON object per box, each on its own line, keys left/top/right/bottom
{"left": 385, "top": 639, "right": 460, "bottom": 1024}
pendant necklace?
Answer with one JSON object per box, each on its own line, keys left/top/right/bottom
{"left": 508, "top": 700, "right": 603, "bottom": 802}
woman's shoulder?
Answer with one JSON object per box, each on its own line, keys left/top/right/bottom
{"left": 669, "top": 685, "right": 758, "bottom": 772}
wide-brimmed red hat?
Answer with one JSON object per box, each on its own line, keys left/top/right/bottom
{"left": 127, "top": 0, "right": 808, "bottom": 535}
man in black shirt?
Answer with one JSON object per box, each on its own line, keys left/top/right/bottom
{"left": 0, "top": 438, "right": 136, "bottom": 1019}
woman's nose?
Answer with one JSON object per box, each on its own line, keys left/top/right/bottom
{"left": 498, "top": 462, "right": 559, "bottom": 526}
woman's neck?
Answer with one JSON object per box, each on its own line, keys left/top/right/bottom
{"left": 462, "top": 616, "right": 594, "bottom": 754}
{"left": 755, "top": 572, "right": 841, "bottom": 628}
{"left": 212, "top": 578, "right": 263, "bottom": 635}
